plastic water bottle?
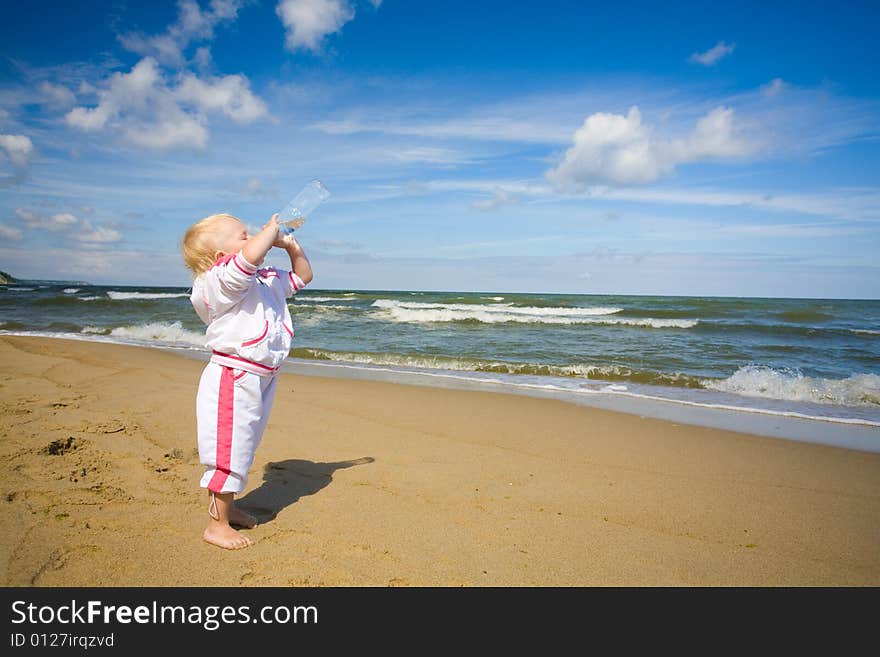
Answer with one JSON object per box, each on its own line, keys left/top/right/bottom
{"left": 277, "top": 179, "right": 331, "bottom": 235}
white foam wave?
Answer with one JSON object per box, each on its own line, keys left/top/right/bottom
{"left": 107, "top": 291, "right": 190, "bottom": 300}
{"left": 287, "top": 358, "right": 880, "bottom": 429}
{"left": 297, "top": 296, "right": 359, "bottom": 302}
{"left": 702, "top": 365, "right": 880, "bottom": 407}
{"left": 106, "top": 321, "right": 205, "bottom": 347}
{"left": 374, "top": 299, "right": 623, "bottom": 316}
{"left": 371, "top": 299, "right": 691, "bottom": 327}
{"left": 482, "top": 296, "right": 505, "bottom": 301}
{"left": 851, "top": 329, "right": 880, "bottom": 336}
{"left": 294, "top": 349, "right": 693, "bottom": 383}
{"left": 63, "top": 288, "right": 80, "bottom": 294}
{"left": 7, "top": 286, "right": 36, "bottom": 292}
{"left": 78, "top": 296, "right": 104, "bottom": 301}
{"left": 295, "top": 303, "right": 358, "bottom": 311}
{"left": 81, "top": 326, "right": 108, "bottom": 334}
{"left": 298, "top": 348, "right": 556, "bottom": 373}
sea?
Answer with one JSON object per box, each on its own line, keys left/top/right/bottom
{"left": 2, "top": 281, "right": 879, "bottom": 451}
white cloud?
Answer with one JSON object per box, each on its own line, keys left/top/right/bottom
{"left": 471, "top": 188, "right": 520, "bottom": 211}
{"left": 65, "top": 58, "right": 209, "bottom": 150}
{"left": 361, "top": 174, "right": 880, "bottom": 223}
{"left": 306, "top": 75, "right": 877, "bottom": 162}
{"left": 762, "top": 78, "right": 787, "bottom": 98}
{"left": 0, "top": 134, "right": 35, "bottom": 171}
{"left": 14, "top": 208, "right": 122, "bottom": 243}
{"left": 276, "top": 0, "right": 356, "bottom": 52}
{"left": 311, "top": 116, "right": 572, "bottom": 144}
{"left": 75, "top": 219, "right": 123, "bottom": 243}
{"left": 689, "top": 41, "right": 735, "bottom": 66}
{"left": 39, "top": 82, "right": 77, "bottom": 109}
{"left": 1, "top": 134, "right": 34, "bottom": 184}
{"left": 546, "top": 106, "right": 757, "bottom": 188}
{"left": 65, "top": 57, "right": 266, "bottom": 150}
{"left": 587, "top": 186, "right": 880, "bottom": 220}
{"left": 15, "top": 208, "right": 79, "bottom": 232}
{"left": 193, "top": 46, "right": 214, "bottom": 71}
{"left": 176, "top": 72, "right": 268, "bottom": 122}
{"left": 126, "top": 114, "right": 208, "bottom": 150}
{"left": 0, "top": 222, "right": 23, "bottom": 240}
{"left": 66, "top": 58, "right": 164, "bottom": 132}
{"left": 118, "top": 0, "right": 246, "bottom": 67}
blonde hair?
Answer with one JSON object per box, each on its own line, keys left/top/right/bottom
{"left": 182, "top": 213, "right": 237, "bottom": 277}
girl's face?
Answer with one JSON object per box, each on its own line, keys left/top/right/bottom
{"left": 213, "top": 216, "right": 250, "bottom": 260}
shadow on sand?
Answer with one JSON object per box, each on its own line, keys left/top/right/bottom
{"left": 237, "top": 457, "right": 374, "bottom": 524}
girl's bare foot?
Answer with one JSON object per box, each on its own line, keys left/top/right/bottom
{"left": 203, "top": 522, "right": 254, "bottom": 550}
{"left": 228, "top": 505, "right": 258, "bottom": 529}
{"left": 202, "top": 491, "right": 255, "bottom": 549}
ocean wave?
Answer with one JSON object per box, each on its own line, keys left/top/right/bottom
{"left": 106, "top": 291, "right": 190, "bottom": 300}
{"left": 851, "top": 328, "right": 880, "bottom": 337}
{"left": 307, "top": 291, "right": 370, "bottom": 299}
{"left": 374, "top": 300, "right": 623, "bottom": 316}
{"left": 6, "top": 286, "right": 36, "bottom": 292}
{"left": 290, "top": 347, "right": 706, "bottom": 386}
{"left": 78, "top": 296, "right": 105, "bottom": 301}
{"left": 294, "top": 303, "right": 359, "bottom": 311}
{"left": 702, "top": 365, "right": 880, "bottom": 407}
{"left": 63, "top": 288, "right": 80, "bottom": 294}
{"left": 622, "top": 307, "right": 728, "bottom": 319}
{"left": 370, "top": 299, "right": 691, "bottom": 327}
{"left": 295, "top": 296, "right": 355, "bottom": 302}
{"left": 82, "top": 321, "right": 205, "bottom": 347}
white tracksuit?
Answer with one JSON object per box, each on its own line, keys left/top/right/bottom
{"left": 190, "top": 250, "right": 306, "bottom": 494}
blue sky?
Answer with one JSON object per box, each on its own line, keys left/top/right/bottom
{"left": 1, "top": 0, "right": 878, "bottom": 298}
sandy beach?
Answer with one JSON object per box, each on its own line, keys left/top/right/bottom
{"left": 1, "top": 334, "right": 878, "bottom": 586}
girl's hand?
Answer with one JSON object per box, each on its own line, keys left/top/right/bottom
{"left": 263, "top": 213, "right": 280, "bottom": 233}
{"left": 273, "top": 232, "right": 292, "bottom": 248}
{"left": 264, "top": 214, "right": 287, "bottom": 247}
{"left": 272, "top": 228, "right": 293, "bottom": 250}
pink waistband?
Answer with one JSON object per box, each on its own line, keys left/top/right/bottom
{"left": 210, "top": 350, "right": 279, "bottom": 377}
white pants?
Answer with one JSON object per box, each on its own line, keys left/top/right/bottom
{"left": 196, "top": 361, "right": 278, "bottom": 494}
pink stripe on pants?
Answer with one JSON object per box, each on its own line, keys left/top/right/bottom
{"left": 207, "top": 365, "right": 235, "bottom": 492}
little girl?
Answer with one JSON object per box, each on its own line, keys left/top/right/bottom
{"left": 182, "top": 212, "right": 312, "bottom": 549}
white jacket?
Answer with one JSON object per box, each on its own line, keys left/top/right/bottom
{"left": 190, "top": 250, "right": 307, "bottom": 377}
